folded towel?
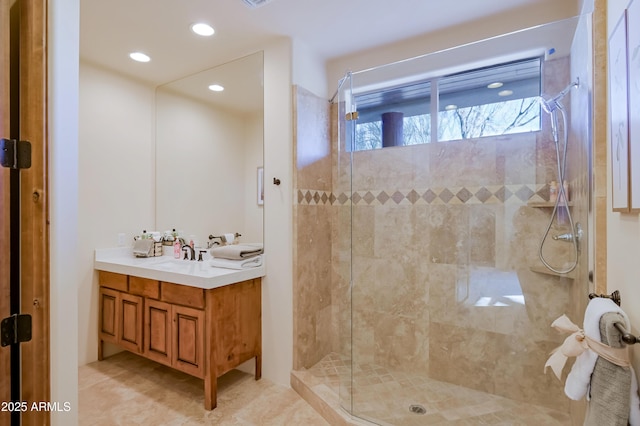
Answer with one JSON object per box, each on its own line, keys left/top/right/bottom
{"left": 563, "top": 298, "right": 640, "bottom": 425}
{"left": 585, "top": 312, "right": 633, "bottom": 426}
{"left": 210, "top": 255, "right": 262, "bottom": 270}
{"left": 210, "top": 243, "right": 263, "bottom": 260}
{"left": 132, "top": 239, "right": 154, "bottom": 257}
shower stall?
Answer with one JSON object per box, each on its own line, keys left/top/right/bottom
{"left": 292, "top": 12, "right": 593, "bottom": 426}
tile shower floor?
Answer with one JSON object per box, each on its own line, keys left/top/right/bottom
{"left": 297, "top": 352, "right": 572, "bottom": 425}
{"left": 78, "top": 351, "right": 329, "bottom": 425}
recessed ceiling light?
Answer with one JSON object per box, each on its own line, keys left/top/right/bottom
{"left": 191, "top": 23, "right": 215, "bottom": 36}
{"left": 445, "top": 104, "right": 457, "bottom": 111}
{"left": 129, "top": 52, "right": 150, "bottom": 63}
{"left": 487, "top": 82, "right": 503, "bottom": 89}
{"left": 208, "top": 84, "right": 224, "bottom": 92}
{"left": 498, "top": 90, "right": 513, "bottom": 97}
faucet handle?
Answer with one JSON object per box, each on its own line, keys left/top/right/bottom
{"left": 208, "top": 235, "right": 222, "bottom": 248}
{"left": 198, "top": 250, "right": 207, "bottom": 262}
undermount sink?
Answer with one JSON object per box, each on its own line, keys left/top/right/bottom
{"left": 152, "top": 257, "right": 208, "bottom": 270}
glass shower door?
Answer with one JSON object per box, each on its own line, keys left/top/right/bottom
{"left": 340, "top": 15, "right": 590, "bottom": 425}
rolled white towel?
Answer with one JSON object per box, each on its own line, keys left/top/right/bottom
{"left": 210, "top": 255, "right": 263, "bottom": 270}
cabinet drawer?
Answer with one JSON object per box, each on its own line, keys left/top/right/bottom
{"left": 98, "top": 271, "right": 128, "bottom": 292}
{"left": 161, "top": 282, "right": 205, "bottom": 309}
{"left": 129, "top": 276, "right": 160, "bottom": 299}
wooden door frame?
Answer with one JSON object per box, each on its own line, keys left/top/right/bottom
{"left": 0, "top": 0, "right": 49, "bottom": 424}
{"left": 0, "top": 1, "right": 12, "bottom": 424}
{"left": 19, "top": 0, "right": 49, "bottom": 423}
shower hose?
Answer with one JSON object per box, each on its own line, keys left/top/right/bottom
{"left": 538, "top": 99, "right": 579, "bottom": 275}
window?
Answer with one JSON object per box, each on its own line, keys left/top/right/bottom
{"left": 351, "top": 57, "right": 541, "bottom": 151}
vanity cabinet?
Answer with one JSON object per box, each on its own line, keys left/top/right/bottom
{"left": 97, "top": 270, "right": 262, "bottom": 410}
{"left": 145, "top": 299, "right": 205, "bottom": 377}
{"left": 99, "top": 275, "right": 144, "bottom": 355}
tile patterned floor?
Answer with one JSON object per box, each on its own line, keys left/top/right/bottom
{"left": 300, "top": 352, "right": 572, "bottom": 425}
{"left": 78, "top": 351, "right": 329, "bottom": 425}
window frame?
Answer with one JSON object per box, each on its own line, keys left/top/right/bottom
{"left": 350, "top": 56, "right": 542, "bottom": 151}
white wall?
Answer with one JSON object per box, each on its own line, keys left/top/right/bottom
{"left": 50, "top": 0, "right": 79, "bottom": 423}
{"left": 292, "top": 39, "right": 328, "bottom": 99}
{"left": 78, "top": 62, "right": 156, "bottom": 365}
{"left": 261, "top": 38, "right": 294, "bottom": 386}
{"left": 607, "top": 0, "right": 640, "bottom": 370}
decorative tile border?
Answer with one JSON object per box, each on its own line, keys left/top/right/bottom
{"left": 297, "top": 184, "right": 551, "bottom": 206}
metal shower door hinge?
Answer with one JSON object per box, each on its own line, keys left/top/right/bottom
{"left": 0, "top": 138, "right": 32, "bottom": 169}
{"left": 1, "top": 314, "right": 32, "bottom": 347}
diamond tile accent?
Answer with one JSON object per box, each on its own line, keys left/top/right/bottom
{"left": 438, "top": 188, "right": 454, "bottom": 203}
{"left": 406, "top": 189, "right": 421, "bottom": 204}
{"left": 299, "top": 184, "right": 541, "bottom": 206}
{"left": 422, "top": 189, "right": 437, "bottom": 204}
{"left": 377, "top": 191, "right": 390, "bottom": 204}
{"left": 535, "top": 185, "right": 549, "bottom": 202}
{"left": 363, "top": 191, "right": 376, "bottom": 204}
{"left": 391, "top": 191, "right": 405, "bottom": 204}
{"left": 456, "top": 188, "right": 473, "bottom": 203}
{"left": 494, "top": 187, "right": 511, "bottom": 202}
{"left": 475, "top": 187, "right": 493, "bottom": 203}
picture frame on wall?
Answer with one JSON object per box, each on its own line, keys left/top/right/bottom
{"left": 627, "top": 0, "right": 640, "bottom": 211}
{"left": 609, "top": 10, "right": 630, "bottom": 212}
{"left": 257, "top": 166, "right": 264, "bottom": 206}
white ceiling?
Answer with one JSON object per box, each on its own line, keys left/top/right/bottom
{"left": 80, "top": 0, "right": 558, "bottom": 87}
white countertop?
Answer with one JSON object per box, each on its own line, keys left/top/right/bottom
{"left": 94, "top": 247, "right": 265, "bottom": 289}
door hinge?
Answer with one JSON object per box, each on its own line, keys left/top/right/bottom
{"left": 0, "top": 138, "right": 32, "bottom": 169}
{"left": 345, "top": 111, "right": 359, "bottom": 121}
{"left": 1, "top": 314, "right": 32, "bottom": 347}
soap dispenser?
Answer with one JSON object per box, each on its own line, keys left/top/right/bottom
{"left": 173, "top": 235, "right": 181, "bottom": 259}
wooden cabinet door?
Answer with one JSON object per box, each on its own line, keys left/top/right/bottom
{"left": 99, "top": 287, "right": 120, "bottom": 345}
{"left": 145, "top": 299, "right": 172, "bottom": 367}
{"left": 172, "top": 305, "right": 205, "bottom": 378}
{"left": 118, "top": 292, "right": 143, "bottom": 354}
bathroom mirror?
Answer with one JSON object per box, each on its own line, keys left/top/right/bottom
{"left": 155, "top": 51, "right": 264, "bottom": 246}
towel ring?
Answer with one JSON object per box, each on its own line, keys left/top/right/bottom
{"left": 589, "top": 290, "right": 639, "bottom": 345}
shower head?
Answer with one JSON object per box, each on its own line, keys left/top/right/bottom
{"left": 538, "top": 80, "right": 579, "bottom": 113}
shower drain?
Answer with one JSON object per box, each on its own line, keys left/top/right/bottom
{"left": 409, "top": 404, "right": 427, "bottom": 415}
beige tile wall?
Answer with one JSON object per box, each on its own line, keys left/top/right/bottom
{"left": 293, "top": 86, "right": 333, "bottom": 370}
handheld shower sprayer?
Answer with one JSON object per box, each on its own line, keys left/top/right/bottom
{"left": 538, "top": 81, "right": 579, "bottom": 113}
{"left": 538, "top": 79, "right": 580, "bottom": 275}
{"left": 538, "top": 80, "right": 579, "bottom": 143}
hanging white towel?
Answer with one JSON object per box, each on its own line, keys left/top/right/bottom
{"left": 562, "top": 298, "right": 640, "bottom": 425}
